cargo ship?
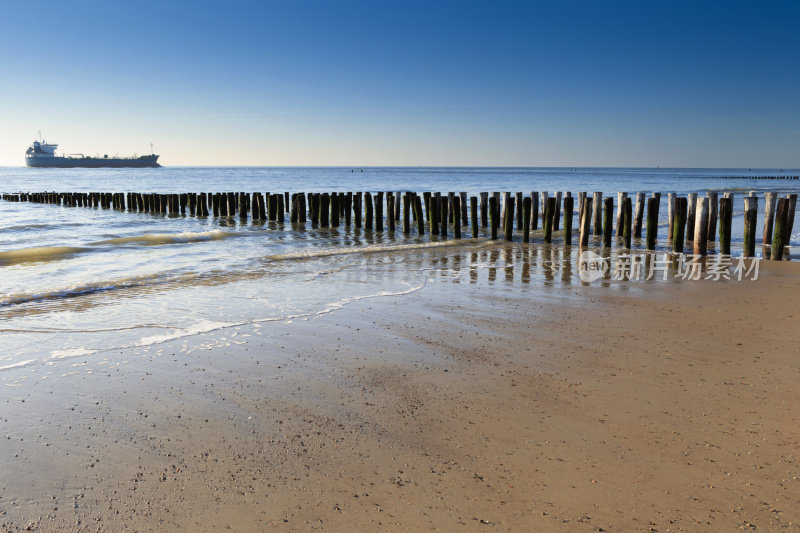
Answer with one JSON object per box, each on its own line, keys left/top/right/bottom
{"left": 25, "top": 139, "right": 160, "bottom": 168}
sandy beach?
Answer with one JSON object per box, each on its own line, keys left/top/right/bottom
{"left": 1, "top": 252, "right": 798, "bottom": 532}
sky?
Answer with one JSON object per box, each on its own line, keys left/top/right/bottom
{"left": 0, "top": 0, "right": 798, "bottom": 167}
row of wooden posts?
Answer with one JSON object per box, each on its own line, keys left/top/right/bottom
{"left": 717, "top": 175, "right": 798, "bottom": 180}
{"left": 2, "top": 189, "right": 797, "bottom": 260}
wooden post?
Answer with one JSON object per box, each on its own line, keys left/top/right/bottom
{"left": 489, "top": 196, "right": 498, "bottom": 240}
{"left": 345, "top": 192, "right": 353, "bottom": 226}
{"left": 239, "top": 193, "right": 248, "bottom": 220}
{"left": 646, "top": 197, "right": 658, "bottom": 250}
{"left": 577, "top": 192, "right": 586, "bottom": 228}
{"left": 365, "top": 191, "right": 373, "bottom": 230}
{"left": 543, "top": 197, "right": 555, "bottom": 243}
{"left": 563, "top": 195, "right": 574, "bottom": 246}
{"left": 672, "top": 197, "right": 687, "bottom": 253}
{"left": 522, "top": 197, "right": 531, "bottom": 243}
{"left": 579, "top": 198, "right": 592, "bottom": 247}
{"left": 633, "top": 192, "right": 645, "bottom": 238}
{"left": 763, "top": 192, "right": 776, "bottom": 245}
{"left": 480, "top": 192, "right": 489, "bottom": 228}
{"left": 504, "top": 194, "right": 515, "bottom": 241}
{"left": 706, "top": 191, "right": 718, "bottom": 243}
{"left": 530, "top": 191, "right": 539, "bottom": 231}
{"left": 440, "top": 196, "right": 448, "bottom": 238}
{"left": 460, "top": 192, "right": 468, "bottom": 226}
{"left": 622, "top": 197, "right": 632, "bottom": 249}
{"left": 693, "top": 197, "right": 709, "bottom": 256}
{"left": 329, "top": 192, "right": 338, "bottom": 226}
{"left": 686, "top": 192, "right": 697, "bottom": 240}
{"left": 453, "top": 195, "right": 461, "bottom": 238}
{"left": 592, "top": 192, "right": 603, "bottom": 235}
{"left": 299, "top": 192, "right": 307, "bottom": 222}
{"left": 540, "top": 191, "right": 548, "bottom": 221}
{"left": 429, "top": 193, "right": 438, "bottom": 235}
{"left": 354, "top": 192, "right": 362, "bottom": 228}
{"left": 423, "top": 192, "right": 431, "bottom": 222}
{"left": 386, "top": 193, "right": 395, "bottom": 232}
{"left": 320, "top": 193, "right": 330, "bottom": 227}
{"left": 402, "top": 193, "right": 411, "bottom": 234}
{"left": 501, "top": 192, "right": 511, "bottom": 235}
{"left": 515, "top": 192, "right": 523, "bottom": 230}
{"left": 772, "top": 197, "right": 789, "bottom": 260}
{"left": 743, "top": 196, "right": 757, "bottom": 257}
{"left": 615, "top": 192, "right": 627, "bottom": 238}
{"left": 415, "top": 195, "right": 425, "bottom": 235}
{"left": 395, "top": 192, "right": 401, "bottom": 222}
{"left": 603, "top": 197, "right": 613, "bottom": 248}
{"left": 375, "top": 192, "right": 383, "bottom": 231}
{"left": 553, "top": 191, "right": 562, "bottom": 231}
{"left": 719, "top": 197, "right": 732, "bottom": 255}
{"left": 786, "top": 193, "right": 797, "bottom": 237}
{"left": 667, "top": 192, "right": 675, "bottom": 240}
{"left": 471, "top": 196, "right": 478, "bottom": 238}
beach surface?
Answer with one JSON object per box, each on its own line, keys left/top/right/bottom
{"left": 1, "top": 254, "right": 798, "bottom": 532}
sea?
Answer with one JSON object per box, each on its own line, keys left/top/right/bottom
{"left": 1, "top": 166, "right": 798, "bottom": 379}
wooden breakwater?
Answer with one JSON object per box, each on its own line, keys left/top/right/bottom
{"left": 2, "top": 189, "right": 797, "bottom": 260}
{"left": 717, "top": 175, "right": 798, "bottom": 180}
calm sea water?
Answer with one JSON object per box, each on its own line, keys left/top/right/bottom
{"left": 1, "top": 166, "right": 798, "bottom": 377}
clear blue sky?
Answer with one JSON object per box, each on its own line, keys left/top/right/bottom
{"left": 1, "top": 0, "right": 797, "bottom": 167}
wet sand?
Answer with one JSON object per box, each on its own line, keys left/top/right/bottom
{"left": 1, "top": 258, "right": 799, "bottom": 532}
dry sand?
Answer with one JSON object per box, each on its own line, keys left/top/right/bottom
{"left": 1, "top": 257, "right": 798, "bottom": 532}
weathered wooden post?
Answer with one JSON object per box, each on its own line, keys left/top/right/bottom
{"left": 515, "top": 192, "right": 523, "bottom": 230}
{"left": 453, "top": 195, "right": 462, "bottom": 238}
{"left": 615, "top": 192, "right": 627, "bottom": 238}
{"left": 602, "top": 197, "right": 613, "bottom": 248}
{"left": 345, "top": 192, "right": 353, "bottom": 226}
{"left": 646, "top": 197, "right": 659, "bottom": 250}
{"left": 522, "top": 197, "right": 531, "bottom": 243}
{"left": 743, "top": 196, "right": 757, "bottom": 257}
{"left": 577, "top": 192, "right": 586, "bottom": 227}
{"left": 719, "top": 197, "right": 732, "bottom": 255}
{"left": 763, "top": 192, "right": 776, "bottom": 245}
{"left": 504, "top": 194, "right": 515, "bottom": 241}
{"left": 531, "top": 191, "right": 539, "bottom": 231}
{"left": 686, "top": 192, "right": 697, "bottom": 240}
{"left": 706, "top": 191, "right": 718, "bottom": 243}
{"left": 320, "top": 193, "right": 330, "bottom": 227}
{"left": 693, "top": 197, "right": 709, "bottom": 256}
{"left": 402, "top": 193, "right": 411, "bottom": 234}
{"left": 429, "top": 193, "right": 438, "bottom": 235}
{"left": 540, "top": 191, "right": 548, "bottom": 222}
{"left": 786, "top": 193, "right": 797, "bottom": 237}
{"left": 622, "top": 196, "right": 632, "bottom": 249}
{"left": 772, "top": 197, "right": 789, "bottom": 260}
{"left": 299, "top": 192, "right": 307, "bottom": 222}
{"left": 480, "top": 192, "right": 489, "bottom": 228}
{"left": 489, "top": 196, "right": 498, "bottom": 240}
{"left": 422, "top": 192, "right": 431, "bottom": 222}
{"left": 329, "top": 192, "right": 339, "bottom": 226}
{"left": 354, "top": 192, "right": 362, "bottom": 228}
{"left": 672, "top": 197, "right": 687, "bottom": 253}
{"left": 543, "top": 196, "right": 555, "bottom": 243}
{"left": 563, "top": 195, "right": 574, "bottom": 246}
{"left": 579, "top": 198, "right": 592, "bottom": 247}
{"left": 440, "top": 196, "right": 448, "bottom": 238}
{"left": 239, "top": 193, "right": 248, "bottom": 220}
{"left": 553, "top": 191, "right": 562, "bottom": 231}
{"left": 667, "top": 192, "right": 675, "bottom": 240}
{"left": 415, "top": 195, "right": 425, "bottom": 235}
{"left": 375, "top": 192, "right": 383, "bottom": 231}
{"left": 633, "top": 192, "right": 645, "bottom": 238}
{"left": 592, "top": 192, "right": 603, "bottom": 235}
{"left": 365, "top": 191, "right": 374, "bottom": 230}
{"left": 386, "top": 193, "right": 395, "bottom": 231}
{"left": 471, "top": 196, "right": 479, "bottom": 238}
{"left": 460, "top": 192, "right": 468, "bottom": 226}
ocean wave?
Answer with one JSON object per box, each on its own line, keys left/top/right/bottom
{"left": 0, "top": 246, "right": 90, "bottom": 266}
{"left": 92, "top": 229, "right": 238, "bottom": 246}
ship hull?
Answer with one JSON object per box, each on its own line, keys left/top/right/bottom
{"left": 26, "top": 155, "right": 160, "bottom": 168}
